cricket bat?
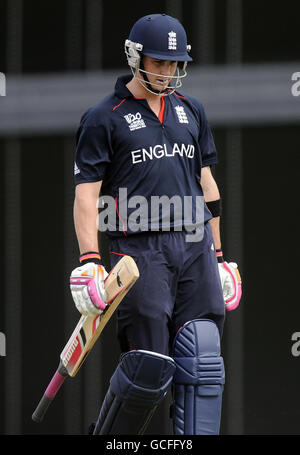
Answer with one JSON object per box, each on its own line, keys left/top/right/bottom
{"left": 32, "top": 255, "right": 139, "bottom": 423}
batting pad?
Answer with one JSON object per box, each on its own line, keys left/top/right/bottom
{"left": 172, "top": 319, "right": 225, "bottom": 435}
{"left": 93, "top": 350, "right": 175, "bottom": 435}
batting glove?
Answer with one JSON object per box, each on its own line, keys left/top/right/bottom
{"left": 216, "top": 250, "right": 242, "bottom": 311}
{"left": 70, "top": 262, "right": 108, "bottom": 316}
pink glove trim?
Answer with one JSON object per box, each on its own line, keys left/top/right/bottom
{"left": 70, "top": 277, "right": 107, "bottom": 311}
{"left": 222, "top": 262, "right": 242, "bottom": 311}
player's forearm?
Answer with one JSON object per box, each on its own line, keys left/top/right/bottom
{"left": 202, "top": 180, "right": 222, "bottom": 249}
{"left": 73, "top": 183, "right": 102, "bottom": 254}
{"left": 74, "top": 196, "right": 99, "bottom": 254}
{"left": 201, "top": 167, "right": 222, "bottom": 250}
{"left": 209, "top": 216, "right": 221, "bottom": 250}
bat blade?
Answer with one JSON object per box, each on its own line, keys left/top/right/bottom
{"left": 32, "top": 255, "right": 139, "bottom": 423}
{"left": 61, "top": 254, "right": 139, "bottom": 377}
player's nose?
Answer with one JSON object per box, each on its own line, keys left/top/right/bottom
{"left": 160, "top": 61, "right": 174, "bottom": 76}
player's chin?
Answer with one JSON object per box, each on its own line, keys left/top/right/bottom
{"left": 150, "top": 79, "right": 170, "bottom": 92}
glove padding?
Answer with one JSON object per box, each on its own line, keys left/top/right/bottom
{"left": 70, "top": 262, "right": 108, "bottom": 316}
{"left": 218, "top": 262, "right": 242, "bottom": 311}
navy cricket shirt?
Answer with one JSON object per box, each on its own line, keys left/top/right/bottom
{"left": 74, "top": 75, "right": 218, "bottom": 237}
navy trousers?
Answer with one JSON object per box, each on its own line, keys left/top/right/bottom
{"left": 109, "top": 223, "right": 225, "bottom": 356}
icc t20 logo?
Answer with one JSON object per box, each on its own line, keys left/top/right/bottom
{"left": 124, "top": 112, "right": 142, "bottom": 124}
{"left": 124, "top": 112, "right": 146, "bottom": 131}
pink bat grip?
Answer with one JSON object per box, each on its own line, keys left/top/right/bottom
{"left": 32, "top": 362, "right": 68, "bottom": 423}
{"left": 45, "top": 370, "right": 67, "bottom": 398}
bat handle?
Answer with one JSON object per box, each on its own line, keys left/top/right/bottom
{"left": 32, "top": 362, "right": 68, "bottom": 423}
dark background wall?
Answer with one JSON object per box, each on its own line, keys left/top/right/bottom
{"left": 0, "top": 0, "right": 300, "bottom": 435}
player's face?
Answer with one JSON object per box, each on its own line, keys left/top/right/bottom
{"left": 142, "top": 56, "right": 178, "bottom": 91}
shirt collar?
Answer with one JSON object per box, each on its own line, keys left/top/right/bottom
{"left": 114, "top": 74, "right": 134, "bottom": 99}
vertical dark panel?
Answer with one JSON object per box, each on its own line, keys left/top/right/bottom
{"left": 243, "top": 125, "right": 300, "bottom": 434}
{"left": 3, "top": 0, "right": 23, "bottom": 435}
{"left": 213, "top": 0, "right": 227, "bottom": 64}
{"left": 222, "top": 0, "right": 244, "bottom": 435}
{"left": 85, "top": 0, "right": 103, "bottom": 70}
{"left": 191, "top": 0, "right": 215, "bottom": 65}
{"left": 226, "top": 0, "right": 243, "bottom": 64}
{"left": 242, "top": 1, "right": 300, "bottom": 63}
{"left": 65, "top": 0, "right": 84, "bottom": 71}
{"left": 165, "top": 0, "right": 182, "bottom": 21}
{"left": 4, "top": 139, "right": 22, "bottom": 434}
{"left": 22, "top": 0, "right": 66, "bottom": 73}
{"left": 21, "top": 136, "right": 65, "bottom": 434}
{"left": 223, "top": 129, "right": 244, "bottom": 435}
{"left": 0, "top": 0, "right": 7, "bottom": 71}
{"left": 0, "top": 141, "right": 4, "bottom": 433}
{"left": 6, "top": 0, "right": 23, "bottom": 74}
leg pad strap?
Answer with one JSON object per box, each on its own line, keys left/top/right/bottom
{"left": 93, "top": 350, "right": 176, "bottom": 435}
{"left": 172, "top": 319, "right": 225, "bottom": 435}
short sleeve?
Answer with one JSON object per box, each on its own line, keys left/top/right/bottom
{"left": 198, "top": 103, "right": 218, "bottom": 167}
{"left": 74, "top": 122, "right": 112, "bottom": 185}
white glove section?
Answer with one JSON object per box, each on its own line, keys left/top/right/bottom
{"left": 70, "top": 262, "right": 108, "bottom": 316}
{"left": 218, "top": 262, "right": 242, "bottom": 311}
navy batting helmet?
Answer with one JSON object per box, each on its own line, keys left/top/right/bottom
{"left": 125, "top": 13, "right": 192, "bottom": 95}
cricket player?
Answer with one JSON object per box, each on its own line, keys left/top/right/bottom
{"left": 70, "top": 14, "right": 242, "bottom": 435}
